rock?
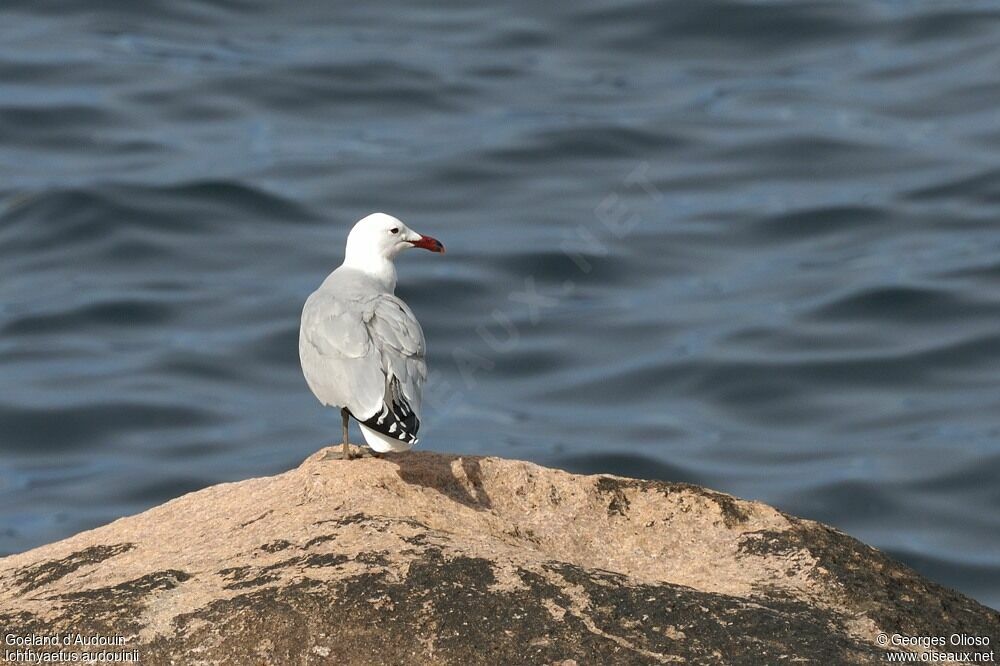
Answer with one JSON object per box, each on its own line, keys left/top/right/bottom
{"left": 1, "top": 447, "right": 996, "bottom": 665}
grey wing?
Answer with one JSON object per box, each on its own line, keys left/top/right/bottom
{"left": 354, "top": 295, "right": 427, "bottom": 444}
{"left": 299, "top": 291, "right": 385, "bottom": 419}
{"left": 299, "top": 291, "right": 427, "bottom": 434}
{"left": 368, "top": 295, "right": 427, "bottom": 415}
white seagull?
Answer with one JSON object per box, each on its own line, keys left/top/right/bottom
{"left": 299, "top": 213, "right": 444, "bottom": 459}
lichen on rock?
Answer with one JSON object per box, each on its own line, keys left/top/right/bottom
{"left": 0, "top": 447, "right": 997, "bottom": 665}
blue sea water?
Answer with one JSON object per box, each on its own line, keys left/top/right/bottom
{"left": 1, "top": 0, "right": 998, "bottom": 609}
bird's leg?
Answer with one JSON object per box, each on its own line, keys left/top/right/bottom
{"left": 341, "top": 408, "right": 352, "bottom": 460}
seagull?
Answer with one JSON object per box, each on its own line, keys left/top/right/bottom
{"left": 299, "top": 213, "right": 445, "bottom": 459}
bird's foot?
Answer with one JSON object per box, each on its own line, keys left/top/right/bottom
{"left": 319, "top": 444, "right": 366, "bottom": 461}
{"left": 318, "top": 445, "right": 386, "bottom": 461}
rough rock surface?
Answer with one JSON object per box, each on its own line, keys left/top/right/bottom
{"left": 1, "top": 448, "right": 997, "bottom": 665}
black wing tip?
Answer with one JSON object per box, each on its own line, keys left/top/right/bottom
{"left": 353, "top": 397, "right": 420, "bottom": 445}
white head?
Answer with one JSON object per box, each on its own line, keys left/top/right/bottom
{"left": 341, "top": 213, "right": 444, "bottom": 285}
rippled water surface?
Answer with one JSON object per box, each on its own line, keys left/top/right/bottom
{"left": 1, "top": 1, "right": 999, "bottom": 608}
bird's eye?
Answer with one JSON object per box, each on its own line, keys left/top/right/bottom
{"left": 390, "top": 227, "right": 400, "bottom": 234}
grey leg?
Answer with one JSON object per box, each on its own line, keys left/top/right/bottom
{"left": 341, "top": 408, "right": 352, "bottom": 460}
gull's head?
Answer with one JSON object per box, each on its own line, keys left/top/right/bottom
{"left": 345, "top": 212, "right": 445, "bottom": 263}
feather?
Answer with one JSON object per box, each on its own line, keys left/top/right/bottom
{"left": 299, "top": 267, "right": 427, "bottom": 450}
